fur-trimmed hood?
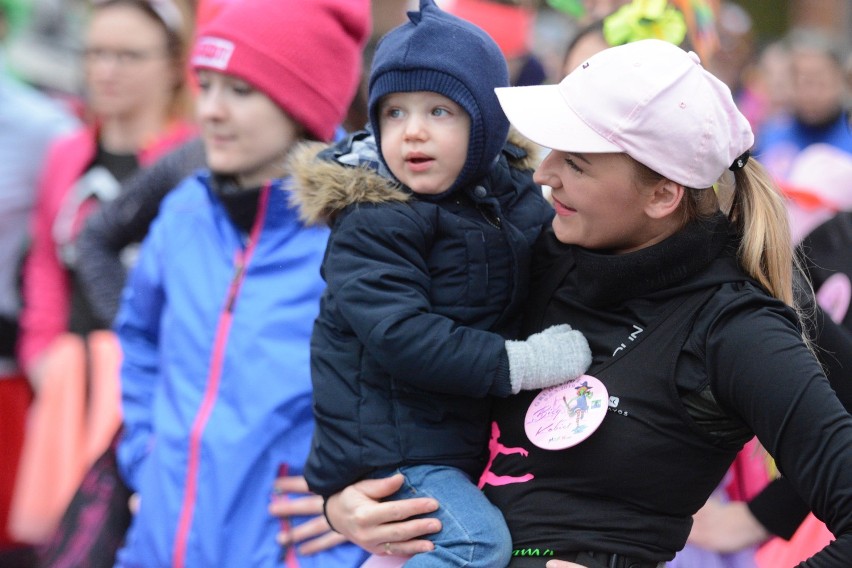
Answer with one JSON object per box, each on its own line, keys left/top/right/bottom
{"left": 288, "top": 129, "right": 540, "bottom": 226}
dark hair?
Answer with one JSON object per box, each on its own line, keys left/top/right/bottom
{"left": 562, "top": 19, "right": 604, "bottom": 72}
{"left": 562, "top": 8, "right": 697, "bottom": 76}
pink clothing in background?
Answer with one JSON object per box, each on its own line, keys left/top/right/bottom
{"left": 17, "top": 121, "right": 196, "bottom": 371}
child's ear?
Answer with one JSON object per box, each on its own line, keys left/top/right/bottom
{"left": 644, "top": 179, "right": 684, "bottom": 219}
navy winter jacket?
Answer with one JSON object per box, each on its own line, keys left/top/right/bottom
{"left": 290, "top": 131, "right": 554, "bottom": 496}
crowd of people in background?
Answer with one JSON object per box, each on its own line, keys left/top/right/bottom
{"left": 0, "top": 0, "right": 850, "bottom": 567}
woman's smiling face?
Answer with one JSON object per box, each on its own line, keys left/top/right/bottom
{"left": 534, "top": 150, "right": 661, "bottom": 254}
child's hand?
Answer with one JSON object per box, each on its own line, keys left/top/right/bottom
{"left": 506, "top": 324, "right": 592, "bottom": 393}
{"left": 546, "top": 562, "right": 588, "bottom": 568}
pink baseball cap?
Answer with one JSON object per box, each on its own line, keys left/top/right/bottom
{"left": 495, "top": 39, "right": 754, "bottom": 189}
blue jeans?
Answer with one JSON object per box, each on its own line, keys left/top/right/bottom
{"left": 380, "top": 464, "right": 512, "bottom": 568}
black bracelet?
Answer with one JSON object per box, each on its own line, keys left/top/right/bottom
{"left": 322, "top": 497, "right": 340, "bottom": 533}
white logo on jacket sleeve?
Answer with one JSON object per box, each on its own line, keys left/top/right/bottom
{"left": 191, "top": 37, "right": 235, "bottom": 70}
{"left": 612, "top": 324, "right": 644, "bottom": 356}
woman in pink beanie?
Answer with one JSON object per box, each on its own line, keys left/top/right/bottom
{"left": 111, "top": 0, "right": 371, "bottom": 566}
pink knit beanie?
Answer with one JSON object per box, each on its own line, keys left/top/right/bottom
{"left": 190, "top": 0, "right": 371, "bottom": 141}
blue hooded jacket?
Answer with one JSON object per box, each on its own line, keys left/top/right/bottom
{"left": 114, "top": 171, "right": 367, "bottom": 568}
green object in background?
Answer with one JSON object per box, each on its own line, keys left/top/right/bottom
{"left": 603, "top": 0, "right": 687, "bottom": 47}
{"left": 0, "top": 0, "right": 32, "bottom": 39}
{"left": 546, "top": 0, "right": 586, "bottom": 19}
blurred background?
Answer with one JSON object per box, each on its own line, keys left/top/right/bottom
{"left": 1, "top": 1, "right": 850, "bottom": 567}
{"left": 3, "top": 0, "right": 851, "bottom": 99}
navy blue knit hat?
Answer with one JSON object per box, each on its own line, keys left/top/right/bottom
{"left": 368, "top": 0, "right": 510, "bottom": 196}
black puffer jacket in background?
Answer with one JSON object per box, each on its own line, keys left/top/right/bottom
{"left": 74, "top": 137, "right": 206, "bottom": 327}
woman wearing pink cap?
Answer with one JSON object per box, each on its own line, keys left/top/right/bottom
{"left": 321, "top": 39, "right": 852, "bottom": 568}
{"left": 111, "top": 0, "right": 372, "bottom": 566}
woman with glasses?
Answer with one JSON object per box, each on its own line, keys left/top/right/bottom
{"left": 11, "top": 1, "right": 196, "bottom": 565}
{"left": 20, "top": 0, "right": 195, "bottom": 390}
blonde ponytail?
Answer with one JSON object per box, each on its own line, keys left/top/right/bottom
{"left": 637, "top": 154, "right": 803, "bottom": 310}
{"left": 642, "top": 155, "right": 813, "bottom": 349}
{"left": 727, "top": 159, "right": 795, "bottom": 306}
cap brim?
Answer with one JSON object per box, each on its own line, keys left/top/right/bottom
{"left": 495, "top": 84, "right": 621, "bottom": 154}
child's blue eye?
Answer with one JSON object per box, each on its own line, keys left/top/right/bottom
{"left": 431, "top": 107, "right": 449, "bottom": 117}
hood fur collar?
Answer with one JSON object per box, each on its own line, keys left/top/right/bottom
{"left": 288, "top": 129, "right": 539, "bottom": 226}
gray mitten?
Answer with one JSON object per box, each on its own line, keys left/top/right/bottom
{"left": 505, "top": 324, "right": 592, "bottom": 394}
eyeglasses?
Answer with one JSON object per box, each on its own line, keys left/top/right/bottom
{"left": 83, "top": 47, "right": 169, "bottom": 65}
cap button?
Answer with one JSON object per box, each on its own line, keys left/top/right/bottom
{"left": 474, "top": 185, "right": 487, "bottom": 198}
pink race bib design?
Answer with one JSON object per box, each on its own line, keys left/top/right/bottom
{"left": 524, "top": 375, "right": 608, "bottom": 450}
